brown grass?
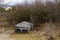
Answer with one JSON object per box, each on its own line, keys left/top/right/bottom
{"left": 0, "top": 23, "right": 60, "bottom": 40}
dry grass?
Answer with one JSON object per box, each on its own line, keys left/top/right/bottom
{"left": 0, "top": 23, "right": 60, "bottom": 40}
{"left": 10, "top": 31, "right": 50, "bottom": 40}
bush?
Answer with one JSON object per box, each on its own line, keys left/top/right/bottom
{"left": 0, "top": 1, "right": 60, "bottom": 25}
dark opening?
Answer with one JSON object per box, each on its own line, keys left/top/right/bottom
{"left": 15, "top": 29, "right": 21, "bottom": 33}
{"left": 22, "top": 29, "right": 28, "bottom": 32}
{"left": 15, "top": 29, "right": 28, "bottom": 33}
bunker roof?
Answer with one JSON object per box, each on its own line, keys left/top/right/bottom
{"left": 15, "top": 21, "right": 33, "bottom": 27}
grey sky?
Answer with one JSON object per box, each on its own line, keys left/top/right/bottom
{"left": 2, "top": 0, "right": 57, "bottom": 5}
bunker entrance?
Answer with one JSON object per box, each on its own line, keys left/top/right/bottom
{"left": 15, "top": 29, "right": 28, "bottom": 33}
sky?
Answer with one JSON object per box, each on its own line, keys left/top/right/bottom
{"left": 3, "top": 0, "right": 35, "bottom": 5}
{"left": 3, "top": 0, "right": 26, "bottom": 5}
{"left": 3, "top": 0, "right": 56, "bottom": 5}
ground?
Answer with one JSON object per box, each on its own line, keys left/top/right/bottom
{"left": 0, "top": 23, "right": 60, "bottom": 40}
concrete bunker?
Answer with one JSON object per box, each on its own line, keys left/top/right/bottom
{"left": 15, "top": 21, "right": 34, "bottom": 32}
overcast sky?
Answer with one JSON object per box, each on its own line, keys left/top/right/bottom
{"left": 3, "top": 0, "right": 56, "bottom": 5}
{"left": 3, "top": 0, "right": 35, "bottom": 5}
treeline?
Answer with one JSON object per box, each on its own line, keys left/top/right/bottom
{"left": 0, "top": 1, "right": 60, "bottom": 26}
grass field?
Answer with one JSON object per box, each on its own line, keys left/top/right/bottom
{"left": 0, "top": 23, "right": 60, "bottom": 40}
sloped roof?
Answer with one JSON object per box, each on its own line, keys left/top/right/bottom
{"left": 15, "top": 21, "right": 33, "bottom": 27}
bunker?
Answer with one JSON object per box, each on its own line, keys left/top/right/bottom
{"left": 15, "top": 21, "right": 34, "bottom": 32}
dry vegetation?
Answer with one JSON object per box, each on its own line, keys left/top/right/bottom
{"left": 0, "top": 0, "right": 60, "bottom": 40}
{"left": 0, "top": 23, "right": 60, "bottom": 40}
